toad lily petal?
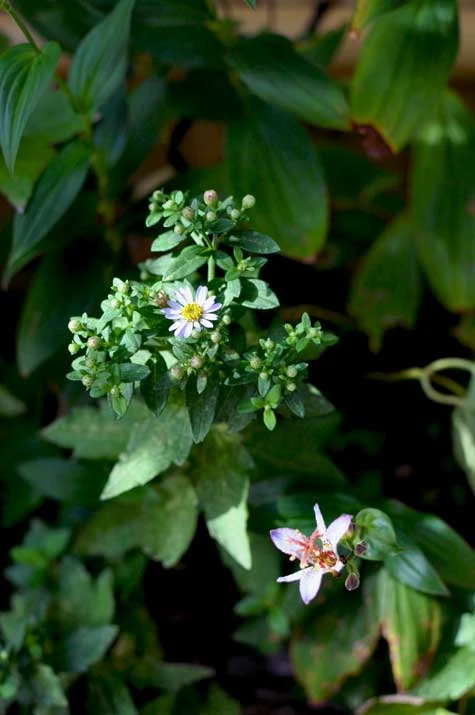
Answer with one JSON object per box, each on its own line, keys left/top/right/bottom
{"left": 270, "top": 502, "right": 352, "bottom": 604}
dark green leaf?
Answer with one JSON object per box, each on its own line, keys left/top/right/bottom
{"left": 163, "top": 245, "right": 208, "bottom": 280}
{"left": 0, "top": 42, "right": 60, "bottom": 172}
{"left": 385, "top": 532, "right": 449, "bottom": 596}
{"left": 101, "top": 396, "right": 193, "bottom": 499}
{"left": 240, "top": 279, "right": 279, "bottom": 310}
{"left": 62, "top": 625, "right": 118, "bottom": 673}
{"left": 202, "top": 685, "right": 241, "bottom": 715}
{"left": 186, "top": 377, "right": 219, "bottom": 443}
{"left": 69, "top": 0, "right": 136, "bottom": 113}
{"left": 228, "top": 34, "right": 349, "bottom": 130}
{"left": 299, "top": 26, "right": 346, "bottom": 69}
{"left": 24, "top": 89, "right": 83, "bottom": 143}
{"left": 28, "top": 664, "right": 68, "bottom": 707}
{"left": 355, "top": 508, "right": 399, "bottom": 560}
{"left": 193, "top": 430, "right": 253, "bottom": 569}
{"left": 411, "top": 92, "right": 475, "bottom": 311}
{"left": 351, "top": 0, "right": 458, "bottom": 150}
{"left": 87, "top": 674, "right": 138, "bottom": 715}
{"left": 230, "top": 230, "right": 280, "bottom": 255}
{"left": 360, "top": 702, "right": 456, "bottom": 715}
{"left": 377, "top": 569, "right": 442, "bottom": 690}
{"left": 144, "top": 662, "right": 214, "bottom": 693}
{"left": 118, "top": 363, "right": 151, "bottom": 383}
{"left": 0, "top": 385, "right": 26, "bottom": 418}
{"left": 228, "top": 99, "right": 328, "bottom": 259}
{"left": 42, "top": 400, "right": 151, "bottom": 460}
{"left": 290, "top": 579, "right": 380, "bottom": 702}
{"left": 56, "top": 558, "right": 114, "bottom": 629}
{"left": 141, "top": 355, "right": 169, "bottom": 416}
{"left": 350, "top": 0, "right": 406, "bottom": 33}
{"left": 349, "top": 217, "right": 421, "bottom": 351}
{"left": 134, "top": 25, "right": 223, "bottom": 70}
{"left": 0, "top": 136, "right": 54, "bottom": 209}
{"left": 18, "top": 457, "right": 107, "bottom": 504}
{"left": 5, "top": 141, "right": 90, "bottom": 281}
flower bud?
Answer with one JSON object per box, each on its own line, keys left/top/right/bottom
{"left": 155, "top": 290, "right": 168, "bottom": 308}
{"left": 109, "top": 385, "right": 120, "bottom": 397}
{"left": 264, "top": 339, "right": 274, "bottom": 351}
{"left": 210, "top": 331, "right": 221, "bottom": 344}
{"left": 203, "top": 189, "right": 218, "bottom": 206}
{"left": 87, "top": 336, "right": 101, "bottom": 350}
{"left": 68, "top": 343, "right": 79, "bottom": 355}
{"left": 259, "top": 371, "right": 269, "bottom": 380}
{"left": 163, "top": 199, "right": 175, "bottom": 210}
{"left": 222, "top": 314, "right": 232, "bottom": 326}
{"left": 286, "top": 365, "right": 298, "bottom": 378}
{"left": 230, "top": 208, "right": 240, "bottom": 221}
{"left": 345, "top": 573, "right": 360, "bottom": 591}
{"left": 249, "top": 355, "right": 262, "bottom": 371}
{"left": 190, "top": 355, "right": 204, "bottom": 370}
{"left": 286, "top": 382, "right": 296, "bottom": 392}
{"left": 241, "top": 194, "right": 256, "bottom": 209}
{"left": 174, "top": 223, "right": 184, "bottom": 235}
{"left": 82, "top": 375, "right": 94, "bottom": 388}
{"left": 116, "top": 280, "right": 129, "bottom": 295}
{"left": 308, "top": 327, "right": 321, "bottom": 339}
{"left": 152, "top": 189, "right": 165, "bottom": 203}
{"left": 181, "top": 206, "right": 195, "bottom": 221}
{"left": 110, "top": 298, "right": 120, "bottom": 309}
{"left": 206, "top": 211, "right": 217, "bottom": 222}
{"left": 68, "top": 318, "right": 81, "bottom": 333}
{"left": 170, "top": 365, "right": 185, "bottom": 380}
{"left": 355, "top": 541, "right": 368, "bottom": 556}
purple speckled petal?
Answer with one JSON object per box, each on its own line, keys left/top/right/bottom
{"left": 299, "top": 569, "right": 323, "bottom": 604}
{"left": 326, "top": 514, "right": 352, "bottom": 550}
{"left": 270, "top": 528, "right": 306, "bottom": 559}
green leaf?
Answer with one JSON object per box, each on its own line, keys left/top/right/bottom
{"left": 229, "top": 230, "right": 280, "bottom": 254}
{"left": 355, "top": 508, "right": 399, "bottom": 560}
{"left": 24, "top": 89, "right": 83, "bottom": 144}
{"left": 141, "top": 355, "right": 169, "bottom": 416}
{"left": 101, "top": 397, "right": 193, "bottom": 499}
{"left": 377, "top": 569, "right": 442, "bottom": 690}
{"left": 62, "top": 625, "right": 118, "bottom": 673}
{"left": 186, "top": 376, "right": 219, "bottom": 443}
{"left": 244, "top": 0, "right": 256, "bottom": 7}
{"left": 0, "top": 42, "right": 60, "bottom": 172}
{"left": 385, "top": 531, "right": 449, "bottom": 596}
{"left": 145, "top": 662, "right": 214, "bottom": 693}
{"left": 299, "top": 26, "right": 346, "bottom": 70}
{"left": 290, "top": 579, "right": 380, "bottom": 702}
{"left": 202, "top": 685, "right": 241, "bottom": 715}
{"left": 42, "top": 400, "right": 151, "bottom": 460}
{"left": 18, "top": 457, "right": 107, "bottom": 503}
{"left": 350, "top": 0, "right": 406, "bottom": 33}
{"left": 0, "top": 385, "right": 26, "bottom": 418}
{"left": 87, "top": 674, "right": 138, "bottom": 715}
{"left": 411, "top": 92, "right": 475, "bottom": 311}
{"left": 228, "top": 34, "right": 349, "bottom": 130}
{"left": 78, "top": 476, "right": 198, "bottom": 567}
{"left": 240, "top": 278, "right": 279, "bottom": 310}
{"left": 193, "top": 430, "right": 253, "bottom": 569}
{"left": 350, "top": 0, "right": 458, "bottom": 150}
{"left": 28, "top": 664, "right": 68, "bottom": 708}
{"left": 141, "top": 695, "right": 176, "bottom": 715}
{"left": 386, "top": 500, "right": 475, "bottom": 590}
{"left": 0, "top": 136, "right": 54, "bottom": 210}
{"left": 349, "top": 217, "right": 421, "bottom": 351}
{"left": 413, "top": 648, "right": 475, "bottom": 701}
{"left": 453, "top": 372, "right": 475, "bottom": 493}
{"left": 163, "top": 245, "right": 208, "bottom": 281}
{"left": 151, "top": 230, "right": 185, "bottom": 252}
{"left": 360, "top": 699, "right": 457, "bottom": 715}
{"left": 228, "top": 99, "right": 328, "bottom": 259}
{"left": 68, "top": 0, "right": 136, "bottom": 113}
{"left": 118, "top": 363, "right": 151, "bottom": 383}
{"left": 57, "top": 558, "right": 114, "bottom": 629}
{"left": 17, "top": 251, "right": 106, "bottom": 375}
{"left": 0, "top": 595, "right": 28, "bottom": 651}
{"left": 5, "top": 141, "right": 90, "bottom": 281}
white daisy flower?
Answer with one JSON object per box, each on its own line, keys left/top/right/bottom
{"left": 270, "top": 503, "right": 352, "bottom": 604}
{"left": 162, "top": 285, "right": 221, "bottom": 338}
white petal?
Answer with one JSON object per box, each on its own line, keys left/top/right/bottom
{"left": 183, "top": 321, "right": 194, "bottom": 338}
{"left": 175, "top": 320, "right": 189, "bottom": 338}
{"left": 200, "top": 319, "right": 214, "bottom": 328}
{"left": 173, "top": 288, "right": 189, "bottom": 306}
{"left": 333, "top": 559, "right": 345, "bottom": 574}
{"left": 313, "top": 503, "right": 326, "bottom": 534}
{"left": 195, "top": 285, "right": 208, "bottom": 304}
{"left": 277, "top": 568, "right": 311, "bottom": 583}
{"left": 299, "top": 569, "right": 323, "bottom": 604}
{"left": 326, "top": 514, "right": 352, "bottom": 550}
{"left": 203, "top": 312, "right": 219, "bottom": 322}
{"left": 193, "top": 321, "right": 202, "bottom": 331}
{"left": 270, "top": 528, "right": 306, "bottom": 559}
{"left": 202, "top": 296, "right": 219, "bottom": 310}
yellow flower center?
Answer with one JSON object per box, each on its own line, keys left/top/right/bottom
{"left": 182, "top": 303, "right": 203, "bottom": 322}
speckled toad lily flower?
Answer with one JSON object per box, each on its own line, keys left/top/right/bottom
{"left": 270, "top": 504, "right": 352, "bottom": 604}
{"left": 162, "top": 285, "right": 221, "bottom": 338}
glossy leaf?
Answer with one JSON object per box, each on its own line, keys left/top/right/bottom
{"left": 351, "top": 0, "right": 458, "bottom": 150}
{"left": 377, "top": 569, "right": 441, "bottom": 690}
{"left": 101, "top": 396, "right": 193, "bottom": 499}
{"left": 355, "top": 508, "right": 399, "bottom": 559}
{"left": 411, "top": 93, "right": 475, "bottom": 311}
{"left": 349, "top": 217, "right": 421, "bottom": 351}
{"left": 228, "top": 34, "right": 349, "bottom": 130}
{"left": 240, "top": 279, "right": 279, "bottom": 310}
{"left": 193, "top": 430, "right": 253, "bottom": 569}
{"left": 290, "top": 579, "right": 380, "bottom": 703}
{"left": 68, "top": 0, "right": 136, "bottom": 113}
{"left": 228, "top": 99, "right": 328, "bottom": 259}
{"left": 163, "top": 245, "right": 208, "bottom": 280}
{"left": 229, "top": 230, "right": 280, "bottom": 255}
{"left": 186, "top": 377, "right": 220, "bottom": 443}
{"left": 385, "top": 531, "right": 449, "bottom": 596}
{"left": 350, "top": 0, "right": 407, "bottom": 33}
{"left": 5, "top": 141, "right": 90, "bottom": 282}
{"left": 0, "top": 42, "right": 60, "bottom": 172}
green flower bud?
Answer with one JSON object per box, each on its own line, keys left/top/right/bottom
{"left": 182, "top": 206, "right": 195, "bottom": 221}
{"left": 222, "top": 314, "right": 232, "bottom": 326}
{"left": 116, "top": 280, "right": 129, "bottom": 294}
{"left": 68, "top": 342, "right": 79, "bottom": 355}
{"left": 230, "top": 208, "right": 240, "bottom": 221}
{"left": 171, "top": 365, "right": 185, "bottom": 380}
{"left": 110, "top": 298, "right": 120, "bottom": 309}
{"left": 259, "top": 371, "right": 269, "bottom": 380}
{"left": 206, "top": 211, "right": 217, "bottom": 222}
{"left": 190, "top": 355, "right": 204, "bottom": 369}
{"left": 163, "top": 199, "right": 175, "bottom": 210}
{"left": 264, "top": 339, "right": 274, "bottom": 351}
{"left": 68, "top": 318, "right": 82, "bottom": 333}
{"left": 109, "top": 385, "right": 120, "bottom": 397}
{"left": 152, "top": 189, "right": 165, "bottom": 203}
{"left": 210, "top": 331, "right": 221, "bottom": 344}
{"left": 286, "top": 382, "right": 296, "bottom": 392}
{"left": 308, "top": 327, "right": 321, "bottom": 339}
{"left": 87, "top": 336, "right": 101, "bottom": 350}
{"left": 286, "top": 365, "right": 298, "bottom": 378}
{"left": 249, "top": 355, "right": 262, "bottom": 370}
{"left": 203, "top": 189, "right": 218, "bottom": 206}
{"left": 82, "top": 375, "right": 94, "bottom": 388}
{"left": 241, "top": 194, "right": 256, "bottom": 209}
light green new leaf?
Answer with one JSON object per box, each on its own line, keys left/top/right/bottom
{"left": 228, "top": 100, "right": 328, "bottom": 259}
{"left": 377, "top": 569, "right": 442, "bottom": 690}
{"left": 193, "top": 430, "right": 253, "bottom": 569}
{"left": 0, "top": 42, "right": 60, "bottom": 172}
{"left": 101, "top": 397, "right": 193, "bottom": 499}
{"left": 412, "top": 93, "right": 475, "bottom": 312}
{"left": 228, "top": 33, "right": 349, "bottom": 130}
{"left": 69, "top": 0, "right": 136, "bottom": 113}
{"left": 290, "top": 578, "right": 380, "bottom": 703}
{"left": 42, "top": 400, "right": 150, "bottom": 460}
{"left": 5, "top": 140, "right": 90, "bottom": 282}
{"left": 351, "top": 0, "right": 458, "bottom": 150}
{"left": 413, "top": 648, "right": 475, "bottom": 701}
{"left": 78, "top": 476, "right": 198, "bottom": 568}
{"left": 349, "top": 217, "right": 421, "bottom": 351}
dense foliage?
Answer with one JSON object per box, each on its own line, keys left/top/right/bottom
{"left": 1, "top": 0, "right": 475, "bottom": 713}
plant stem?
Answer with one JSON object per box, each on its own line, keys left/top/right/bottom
{"left": 2, "top": 1, "right": 40, "bottom": 51}
{"left": 207, "top": 255, "right": 216, "bottom": 282}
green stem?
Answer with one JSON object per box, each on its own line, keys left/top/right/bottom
{"left": 2, "top": 1, "right": 40, "bottom": 51}
{"left": 207, "top": 255, "right": 215, "bottom": 282}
